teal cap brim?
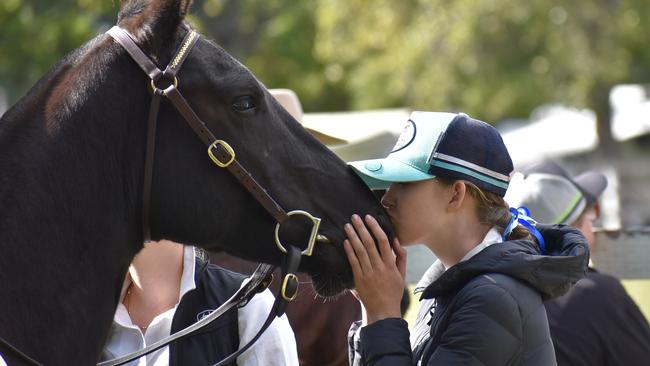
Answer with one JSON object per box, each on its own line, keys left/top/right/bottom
{"left": 348, "top": 158, "right": 435, "bottom": 190}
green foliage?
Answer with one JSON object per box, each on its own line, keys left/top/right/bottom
{"left": 312, "top": 0, "right": 650, "bottom": 122}
{"left": 0, "top": 0, "right": 116, "bottom": 103}
{"left": 2, "top": 0, "right": 650, "bottom": 128}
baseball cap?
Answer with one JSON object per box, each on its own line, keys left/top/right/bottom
{"left": 506, "top": 160, "right": 608, "bottom": 224}
{"left": 348, "top": 111, "right": 513, "bottom": 197}
{"left": 523, "top": 160, "right": 608, "bottom": 204}
{"left": 507, "top": 173, "right": 587, "bottom": 225}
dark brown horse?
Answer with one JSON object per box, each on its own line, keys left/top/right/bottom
{"left": 0, "top": 1, "right": 392, "bottom": 364}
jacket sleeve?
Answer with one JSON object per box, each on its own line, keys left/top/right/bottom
{"left": 354, "top": 318, "right": 414, "bottom": 365}
{"left": 348, "top": 320, "right": 363, "bottom": 366}
{"left": 427, "top": 283, "right": 522, "bottom": 366}
{"left": 599, "top": 275, "right": 650, "bottom": 364}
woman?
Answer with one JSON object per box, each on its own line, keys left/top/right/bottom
{"left": 100, "top": 240, "right": 298, "bottom": 365}
{"left": 343, "top": 112, "right": 589, "bottom": 365}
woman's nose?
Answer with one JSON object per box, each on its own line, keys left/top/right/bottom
{"left": 381, "top": 186, "right": 396, "bottom": 209}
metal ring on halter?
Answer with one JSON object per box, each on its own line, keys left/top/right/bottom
{"left": 274, "top": 210, "right": 322, "bottom": 257}
{"left": 208, "top": 140, "right": 236, "bottom": 168}
{"left": 281, "top": 273, "right": 299, "bottom": 301}
{"left": 150, "top": 75, "right": 178, "bottom": 96}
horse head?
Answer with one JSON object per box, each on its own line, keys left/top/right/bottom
{"left": 0, "top": 1, "right": 394, "bottom": 363}
{"left": 113, "top": 0, "right": 394, "bottom": 296}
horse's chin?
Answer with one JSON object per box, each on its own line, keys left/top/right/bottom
{"left": 309, "top": 272, "right": 353, "bottom": 297}
{"left": 298, "top": 240, "right": 354, "bottom": 296}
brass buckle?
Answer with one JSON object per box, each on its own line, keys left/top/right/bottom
{"left": 208, "top": 140, "right": 235, "bottom": 168}
{"left": 274, "top": 210, "right": 321, "bottom": 257}
{"left": 281, "top": 273, "right": 299, "bottom": 301}
{"left": 150, "top": 75, "right": 178, "bottom": 96}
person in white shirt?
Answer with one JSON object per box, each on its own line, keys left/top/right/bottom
{"left": 100, "top": 240, "right": 298, "bottom": 366}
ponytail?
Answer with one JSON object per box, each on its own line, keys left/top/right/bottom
{"left": 437, "top": 178, "right": 539, "bottom": 244}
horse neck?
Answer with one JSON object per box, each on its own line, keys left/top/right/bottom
{"left": 0, "top": 47, "right": 151, "bottom": 363}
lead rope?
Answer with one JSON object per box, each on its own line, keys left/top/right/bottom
{"left": 99, "top": 262, "right": 274, "bottom": 366}
{"left": 100, "top": 247, "right": 301, "bottom": 366}
{"left": 211, "top": 246, "right": 301, "bottom": 366}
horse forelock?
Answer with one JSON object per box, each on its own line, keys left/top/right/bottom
{"left": 117, "top": 0, "right": 192, "bottom": 65}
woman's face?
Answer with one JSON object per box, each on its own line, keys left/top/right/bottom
{"left": 380, "top": 179, "right": 448, "bottom": 246}
{"left": 571, "top": 203, "right": 600, "bottom": 249}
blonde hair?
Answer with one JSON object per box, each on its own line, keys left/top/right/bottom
{"left": 438, "top": 178, "right": 534, "bottom": 242}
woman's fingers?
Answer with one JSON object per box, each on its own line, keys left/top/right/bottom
{"left": 394, "top": 238, "right": 407, "bottom": 279}
{"left": 364, "top": 215, "right": 394, "bottom": 265}
{"left": 351, "top": 214, "right": 383, "bottom": 267}
{"left": 344, "top": 222, "right": 373, "bottom": 274}
{"left": 343, "top": 240, "right": 363, "bottom": 280}
{"left": 344, "top": 216, "right": 406, "bottom": 325}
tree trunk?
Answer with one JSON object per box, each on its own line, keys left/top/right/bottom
{"left": 590, "top": 83, "right": 620, "bottom": 158}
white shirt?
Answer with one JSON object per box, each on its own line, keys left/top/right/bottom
{"left": 101, "top": 246, "right": 298, "bottom": 366}
{"left": 410, "top": 228, "right": 503, "bottom": 349}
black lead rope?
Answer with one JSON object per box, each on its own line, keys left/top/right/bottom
{"left": 211, "top": 245, "right": 301, "bottom": 366}
{"left": 100, "top": 263, "right": 274, "bottom": 366}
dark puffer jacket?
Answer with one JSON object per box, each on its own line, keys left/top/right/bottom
{"left": 349, "top": 225, "right": 589, "bottom": 366}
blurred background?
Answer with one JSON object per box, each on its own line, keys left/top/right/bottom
{"left": 2, "top": 0, "right": 649, "bottom": 327}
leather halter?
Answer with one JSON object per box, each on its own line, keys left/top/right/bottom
{"left": 107, "top": 26, "right": 321, "bottom": 257}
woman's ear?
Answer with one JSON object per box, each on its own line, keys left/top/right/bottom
{"left": 447, "top": 181, "right": 467, "bottom": 213}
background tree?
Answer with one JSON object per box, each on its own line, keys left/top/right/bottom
{"left": 313, "top": 0, "right": 650, "bottom": 153}
{"left": 2, "top": 0, "right": 650, "bottom": 153}
{"left": 0, "top": 0, "right": 114, "bottom": 103}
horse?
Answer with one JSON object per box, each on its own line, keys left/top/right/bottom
{"left": 0, "top": 0, "right": 393, "bottom": 364}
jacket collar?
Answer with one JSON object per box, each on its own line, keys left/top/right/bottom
{"left": 418, "top": 225, "right": 589, "bottom": 300}
{"left": 414, "top": 228, "right": 502, "bottom": 295}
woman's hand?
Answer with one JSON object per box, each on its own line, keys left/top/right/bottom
{"left": 343, "top": 214, "right": 407, "bottom": 325}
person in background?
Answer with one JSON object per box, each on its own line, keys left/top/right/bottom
{"left": 509, "top": 160, "right": 650, "bottom": 366}
{"left": 342, "top": 111, "right": 589, "bottom": 365}
{"left": 100, "top": 241, "right": 298, "bottom": 365}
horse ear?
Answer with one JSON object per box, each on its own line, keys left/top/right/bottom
{"left": 117, "top": 0, "right": 193, "bottom": 57}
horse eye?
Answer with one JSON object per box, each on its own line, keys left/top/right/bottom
{"left": 232, "top": 96, "right": 257, "bottom": 113}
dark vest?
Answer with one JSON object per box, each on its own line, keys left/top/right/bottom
{"left": 169, "top": 259, "right": 246, "bottom": 366}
